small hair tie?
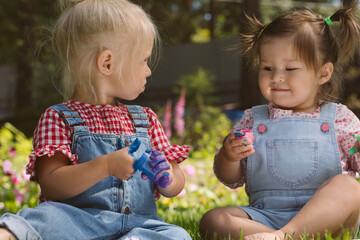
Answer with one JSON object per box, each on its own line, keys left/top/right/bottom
{"left": 257, "top": 23, "right": 270, "bottom": 38}
{"left": 324, "top": 17, "right": 333, "bottom": 26}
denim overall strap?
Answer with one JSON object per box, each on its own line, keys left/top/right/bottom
{"left": 120, "top": 105, "right": 158, "bottom": 221}
{"left": 49, "top": 104, "right": 84, "bottom": 127}
{"left": 247, "top": 103, "right": 342, "bottom": 206}
{"left": 252, "top": 105, "right": 269, "bottom": 121}
{"left": 0, "top": 104, "right": 191, "bottom": 240}
{"left": 126, "top": 105, "right": 149, "bottom": 136}
{"left": 319, "top": 102, "right": 337, "bottom": 120}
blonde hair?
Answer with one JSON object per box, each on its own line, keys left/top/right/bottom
{"left": 52, "top": 0, "right": 160, "bottom": 102}
{"left": 240, "top": 1, "right": 360, "bottom": 101}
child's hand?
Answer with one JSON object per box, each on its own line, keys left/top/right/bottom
{"left": 139, "top": 150, "right": 173, "bottom": 188}
{"left": 106, "top": 148, "right": 135, "bottom": 180}
{"left": 222, "top": 129, "right": 255, "bottom": 162}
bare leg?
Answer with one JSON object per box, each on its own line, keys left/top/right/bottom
{"left": 0, "top": 228, "right": 17, "bottom": 240}
{"left": 244, "top": 175, "right": 360, "bottom": 240}
{"left": 199, "top": 206, "right": 274, "bottom": 239}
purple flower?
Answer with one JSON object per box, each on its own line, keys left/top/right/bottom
{"left": 184, "top": 164, "right": 196, "bottom": 176}
{"left": 188, "top": 183, "right": 198, "bottom": 192}
{"left": 2, "top": 160, "right": 16, "bottom": 177}
{"left": 22, "top": 169, "right": 31, "bottom": 181}
{"left": 163, "top": 99, "right": 172, "bottom": 139}
{"left": 174, "top": 88, "right": 186, "bottom": 136}
{"left": 177, "top": 188, "right": 186, "bottom": 197}
{"left": 2, "top": 160, "right": 12, "bottom": 173}
{"left": 14, "top": 189, "right": 24, "bottom": 203}
{"left": 11, "top": 176, "right": 21, "bottom": 184}
{"left": 8, "top": 149, "right": 16, "bottom": 158}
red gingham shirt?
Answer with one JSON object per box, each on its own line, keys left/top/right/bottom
{"left": 27, "top": 100, "right": 190, "bottom": 200}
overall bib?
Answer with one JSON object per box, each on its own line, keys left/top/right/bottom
{"left": 0, "top": 104, "right": 191, "bottom": 240}
{"left": 240, "top": 103, "right": 342, "bottom": 229}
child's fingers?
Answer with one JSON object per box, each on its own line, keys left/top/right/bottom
{"left": 225, "top": 144, "right": 254, "bottom": 161}
{"left": 233, "top": 144, "right": 254, "bottom": 154}
{"left": 225, "top": 136, "right": 250, "bottom": 147}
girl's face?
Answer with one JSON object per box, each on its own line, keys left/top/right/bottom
{"left": 97, "top": 42, "right": 153, "bottom": 105}
{"left": 119, "top": 44, "right": 153, "bottom": 101}
{"left": 259, "top": 37, "right": 323, "bottom": 113}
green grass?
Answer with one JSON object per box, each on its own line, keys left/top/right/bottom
{"left": 157, "top": 156, "right": 360, "bottom": 240}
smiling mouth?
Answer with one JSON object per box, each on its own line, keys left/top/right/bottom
{"left": 272, "top": 88, "right": 290, "bottom": 92}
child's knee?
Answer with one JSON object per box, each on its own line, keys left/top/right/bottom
{"left": 332, "top": 174, "right": 360, "bottom": 190}
{"left": 330, "top": 174, "right": 360, "bottom": 201}
{"left": 200, "top": 209, "right": 216, "bottom": 227}
{"left": 199, "top": 208, "right": 228, "bottom": 236}
{"left": 199, "top": 209, "right": 218, "bottom": 236}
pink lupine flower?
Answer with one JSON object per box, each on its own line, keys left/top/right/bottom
{"left": 177, "top": 188, "right": 186, "bottom": 197}
{"left": 2, "top": 160, "right": 13, "bottom": 174}
{"left": 188, "top": 183, "right": 198, "bottom": 192}
{"left": 14, "top": 189, "right": 24, "bottom": 203}
{"left": 163, "top": 99, "right": 172, "bottom": 139}
{"left": 2, "top": 160, "right": 16, "bottom": 177}
{"left": 22, "top": 169, "right": 31, "bottom": 181}
{"left": 8, "top": 148, "right": 16, "bottom": 158}
{"left": 174, "top": 88, "right": 186, "bottom": 136}
{"left": 11, "top": 177, "right": 21, "bottom": 184}
{"left": 184, "top": 164, "right": 196, "bottom": 176}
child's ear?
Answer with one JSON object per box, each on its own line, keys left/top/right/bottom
{"left": 97, "top": 50, "right": 113, "bottom": 75}
{"left": 318, "top": 62, "right": 333, "bottom": 85}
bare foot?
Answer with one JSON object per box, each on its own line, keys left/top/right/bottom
{"left": 244, "top": 230, "right": 286, "bottom": 240}
{"left": 0, "top": 228, "right": 17, "bottom": 240}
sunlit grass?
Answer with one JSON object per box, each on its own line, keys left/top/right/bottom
{"left": 0, "top": 123, "right": 358, "bottom": 239}
{"left": 157, "top": 156, "right": 360, "bottom": 240}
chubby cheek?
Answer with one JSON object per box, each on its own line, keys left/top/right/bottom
{"left": 258, "top": 77, "right": 271, "bottom": 98}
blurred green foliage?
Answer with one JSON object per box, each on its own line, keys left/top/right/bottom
{"left": 162, "top": 67, "right": 232, "bottom": 154}
{"left": 0, "top": 123, "right": 39, "bottom": 214}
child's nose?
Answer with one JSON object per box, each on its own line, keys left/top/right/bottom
{"left": 271, "top": 70, "right": 285, "bottom": 83}
{"left": 145, "top": 66, "right": 152, "bottom": 77}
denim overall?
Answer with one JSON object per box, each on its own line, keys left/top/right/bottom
{"left": 240, "top": 103, "right": 342, "bottom": 229}
{"left": 0, "top": 104, "right": 191, "bottom": 240}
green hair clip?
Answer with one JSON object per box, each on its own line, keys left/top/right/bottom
{"left": 348, "top": 134, "right": 360, "bottom": 155}
{"left": 324, "top": 17, "right": 333, "bottom": 26}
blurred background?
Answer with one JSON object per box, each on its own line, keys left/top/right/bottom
{"left": 0, "top": 0, "right": 359, "bottom": 137}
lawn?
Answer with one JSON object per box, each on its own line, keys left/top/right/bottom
{"left": 157, "top": 154, "right": 249, "bottom": 240}
{"left": 0, "top": 123, "right": 359, "bottom": 240}
{"left": 158, "top": 156, "right": 360, "bottom": 240}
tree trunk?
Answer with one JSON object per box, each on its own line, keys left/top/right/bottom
{"left": 238, "top": 0, "right": 262, "bottom": 109}
{"left": 209, "top": 0, "right": 215, "bottom": 40}
{"left": 15, "top": 0, "right": 35, "bottom": 113}
{"left": 12, "top": 0, "right": 37, "bottom": 136}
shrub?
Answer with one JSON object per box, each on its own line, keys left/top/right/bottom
{"left": 0, "top": 123, "right": 39, "bottom": 214}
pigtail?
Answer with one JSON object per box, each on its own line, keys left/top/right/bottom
{"left": 239, "top": 14, "right": 266, "bottom": 69}
{"left": 328, "top": 0, "right": 360, "bottom": 64}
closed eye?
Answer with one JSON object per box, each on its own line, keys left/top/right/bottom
{"left": 286, "top": 68, "right": 298, "bottom": 71}
{"left": 263, "top": 67, "right": 273, "bottom": 71}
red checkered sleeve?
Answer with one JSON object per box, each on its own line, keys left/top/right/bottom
{"left": 25, "top": 101, "right": 189, "bottom": 200}
{"left": 26, "top": 108, "right": 77, "bottom": 181}
{"left": 145, "top": 107, "right": 190, "bottom": 164}
{"left": 144, "top": 107, "right": 190, "bottom": 201}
